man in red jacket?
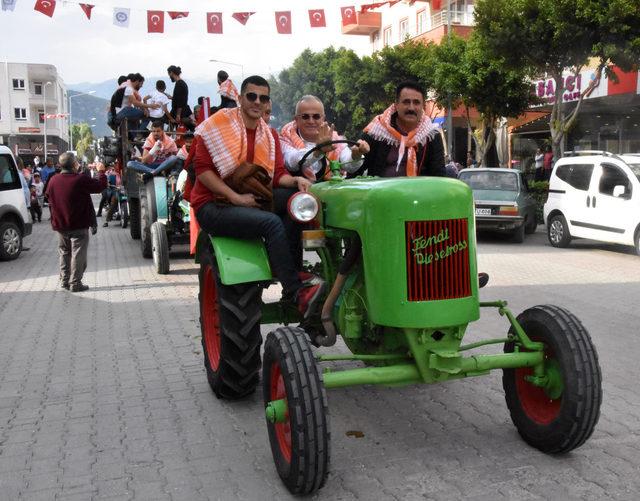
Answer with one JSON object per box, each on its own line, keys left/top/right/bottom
{"left": 46, "top": 152, "right": 107, "bottom": 292}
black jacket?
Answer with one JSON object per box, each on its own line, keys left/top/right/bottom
{"left": 352, "top": 117, "right": 446, "bottom": 178}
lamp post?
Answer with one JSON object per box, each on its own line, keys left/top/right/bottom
{"left": 68, "top": 90, "right": 96, "bottom": 152}
{"left": 209, "top": 59, "right": 244, "bottom": 80}
{"left": 446, "top": 0, "right": 453, "bottom": 158}
{"left": 43, "top": 81, "right": 52, "bottom": 162}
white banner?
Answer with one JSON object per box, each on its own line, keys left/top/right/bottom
{"left": 113, "top": 7, "right": 130, "bottom": 28}
{"left": 1, "top": 0, "right": 17, "bottom": 12}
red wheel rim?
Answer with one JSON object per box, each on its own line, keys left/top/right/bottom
{"left": 202, "top": 265, "right": 221, "bottom": 371}
{"left": 515, "top": 346, "right": 562, "bottom": 425}
{"left": 270, "top": 362, "right": 291, "bottom": 463}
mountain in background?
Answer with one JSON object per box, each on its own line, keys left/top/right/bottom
{"left": 68, "top": 90, "right": 111, "bottom": 138}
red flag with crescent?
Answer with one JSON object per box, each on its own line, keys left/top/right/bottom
{"left": 207, "top": 12, "right": 223, "bottom": 34}
{"left": 34, "top": 0, "right": 56, "bottom": 17}
{"left": 308, "top": 9, "right": 326, "bottom": 28}
{"left": 232, "top": 12, "right": 254, "bottom": 25}
{"left": 79, "top": 4, "right": 93, "bottom": 20}
{"left": 168, "top": 12, "right": 189, "bottom": 20}
{"left": 147, "top": 10, "right": 164, "bottom": 33}
{"left": 341, "top": 6, "right": 357, "bottom": 25}
{"left": 275, "top": 11, "right": 292, "bottom": 34}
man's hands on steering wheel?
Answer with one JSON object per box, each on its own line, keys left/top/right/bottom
{"left": 350, "top": 139, "right": 370, "bottom": 160}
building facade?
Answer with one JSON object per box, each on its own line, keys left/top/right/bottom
{"left": 0, "top": 62, "right": 69, "bottom": 164}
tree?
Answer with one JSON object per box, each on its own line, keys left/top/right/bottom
{"left": 475, "top": 0, "right": 640, "bottom": 160}
{"left": 71, "top": 123, "right": 95, "bottom": 161}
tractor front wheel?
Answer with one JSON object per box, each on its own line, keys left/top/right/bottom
{"left": 263, "top": 326, "right": 330, "bottom": 495}
{"left": 198, "top": 243, "right": 262, "bottom": 399}
{"left": 503, "top": 305, "right": 602, "bottom": 453}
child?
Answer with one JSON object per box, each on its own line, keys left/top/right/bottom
{"left": 29, "top": 185, "right": 42, "bottom": 223}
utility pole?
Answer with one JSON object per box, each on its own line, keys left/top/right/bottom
{"left": 446, "top": 0, "right": 454, "bottom": 158}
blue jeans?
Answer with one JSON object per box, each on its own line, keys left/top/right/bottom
{"left": 196, "top": 202, "right": 302, "bottom": 298}
{"left": 116, "top": 106, "right": 145, "bottom": 121}
{"left": 127, "top": 156, "right": 181, "bottom": 176}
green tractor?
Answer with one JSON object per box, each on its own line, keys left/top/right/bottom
{"left": 196, "top": 141, "right": 602, "bottom": 495}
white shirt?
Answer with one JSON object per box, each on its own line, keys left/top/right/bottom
{"left": 283, "top": 139, "right": 363, "bottom": 175}
{"left": 147, "top": 90, "right": 171, "bottom": 119}
{"left": 115, "top": 86, "right": 135, "bottom": 114}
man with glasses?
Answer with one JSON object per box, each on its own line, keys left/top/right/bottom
{"left": 190, "top": 75, "right": 325, "bottom": 319}
{"left": 280, "top": 95, "right": 369, "bottom": 181}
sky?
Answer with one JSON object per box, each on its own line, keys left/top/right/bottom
{"left": 0, "top": 0, "right": 372, "bottom": 86}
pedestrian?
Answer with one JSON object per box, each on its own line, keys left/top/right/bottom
{"left": 29, "top": 185, "right": 42, "bottom": 223}
{"left": 543, "top": 147, "right": 553, "bottom": 180}
{"left": 167, "top": 65, "right": 194, "bottom": 131}
{"left": 32, "top": 171, "right": 45, "bottom": 211}
{"left": 466, "top": 151, "right": 477, "bottom": 168}
{"left": 444, "top": 155, "right": 459, "bottom": 178}
{"left": 534, "top": 148, "right": 544, "bottom": 181}
{"left": 45, "top": 152, "right": 107, "bottom": 292}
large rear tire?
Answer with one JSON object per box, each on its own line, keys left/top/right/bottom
{"left": 129, "top": 198, "right": 140, "bottom": 239}
{"left": 151, "top": 221, "right": 169, "bottom": 274}
{"left": 263, "top": 326, "right": 330, "bottom": 495}
{"left": 140, "top": 193, "right": 152, "bottom": 258}
{"left": 198, "top": 243, "right": 262, "bottom": 399}
{"left": 503, "top": 305, "right": 602, "bottom": 454}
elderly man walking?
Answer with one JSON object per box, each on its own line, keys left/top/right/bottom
{"left": 46, "top": 152, "right": 106, "bottom": 292}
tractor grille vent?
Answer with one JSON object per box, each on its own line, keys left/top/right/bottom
{"left": 405, "top": 218, "right": 471, "bottom": 301}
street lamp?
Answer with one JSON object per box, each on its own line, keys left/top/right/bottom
{"left": 43, "top": 81, "right": 53, "bottom": 162}
{"left": 68, "top": 90, "right": 96, "bottom": 152}
{"left": 209, "top": 59, "right": 244, "bottom": 80}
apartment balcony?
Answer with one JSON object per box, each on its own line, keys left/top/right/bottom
{"left": 409, "top": 10, "right": 474, "bottom": 45}
{"left": 342, "top": 11, "right": 382, "bottom": 35}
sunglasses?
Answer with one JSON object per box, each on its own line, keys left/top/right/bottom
{"left": 297, "top": 113, "right": 323, "bottom": 121}
{"left": 244, "top": 92, "right": 271, "bottom": 104}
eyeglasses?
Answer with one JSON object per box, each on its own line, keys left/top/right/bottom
{"left": 244, "top": 92, "right": 271, "bottom": 104}
{"left": 297, "top": 113, "right": 323, "bottom": 121}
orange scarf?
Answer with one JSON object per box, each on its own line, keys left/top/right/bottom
{"left": 218, "top": 80, "right": 239, "bottom": 103}
{"left": 364, "top": 104, "right": 439, "bottom": 176}
{"left": 195, "top": 107, "right": 275, "bottom": 179}
{"left": 279, "top": 120, "right": 346, "bottom": 162}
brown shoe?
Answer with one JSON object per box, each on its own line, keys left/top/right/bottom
{"left": 70, "top": 283, "right": 89, "bottom": 292}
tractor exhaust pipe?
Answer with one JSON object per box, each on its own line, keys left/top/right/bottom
{"left": 315, "top": 273, "right": 347, "bottom": 347}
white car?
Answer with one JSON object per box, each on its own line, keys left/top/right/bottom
{"left": 543, "top": 151, "right": 640, "bottom": 254}
{"left": 0, "top": 145, "right": 32, "bottom": 260}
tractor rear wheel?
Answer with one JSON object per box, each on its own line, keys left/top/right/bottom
{"left": 503, "top": 305, "right": 602, "bottom": 453}
{"left": 263, "top": 326, "right": 329, "bottom": 495}
{"left": 129, "top": 198, "right": 140, "bottom": 239}
{"left": 140, "top": 194, "right": 152, "bottom": 258}
{"left": 151, "top": 222, "right": 169, "bottom": 274}
{"left": 198, "top": 243, "right": 262, "bottom": 399}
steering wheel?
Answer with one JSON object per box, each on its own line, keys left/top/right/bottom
{"left": 297, "top": 139, "right": 360, "bottom": 171}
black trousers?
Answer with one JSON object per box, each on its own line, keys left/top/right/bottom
{"left": 273, "top": 187, "right": 305, "bottom": 271}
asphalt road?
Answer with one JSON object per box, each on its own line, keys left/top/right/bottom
{"left": 0, "top": 214, "right": 639, "bottom": 500}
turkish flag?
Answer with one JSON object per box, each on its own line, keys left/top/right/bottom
{"left": 34, "top": 0, "right": 56, "bottom": 18}
{"left": 207, "top": 12, "right": 223, "bottom": 34}
{"left": 275, "top": 11, "right": 292, "bottom": 34}
{"left": 232, "top": 12, "right": 255, "bottom": 25}
{"left": 168, "top": 11, "right": 189, "bottom": 20}
{"left": 432, "top": 0, "right": 442, "bottom": 10}
{"left": 308, "top": 9, "right": 326, "bottom": 28}
{"left": 79, "top": 4, "right": 93, "bottom": 20}
{"left": 147, "top": 10, "right": 164, "bottom": 33}
{"left": 341, "top": 6, "right": 356, "bottom": 26}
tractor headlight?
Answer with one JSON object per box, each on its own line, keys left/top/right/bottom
{"left": 288, "top": 192, "right": 319, "bottom": 223}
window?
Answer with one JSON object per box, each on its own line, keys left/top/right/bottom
{"left": 459, "top": 171, "right": 519, "bottom": 191}
{"left": 14, "top": 108, "right": 27, "bottom": 120}
{"left": 0, "top": 155, "right": 20, "bottom": 191}
{"left": 34, "top": 82, "right": 43, "bottom": 95}
{"left": 37, "top": 109, "right": 45, "bottom": 124}
{"left": 12, "top": 79, "right": 25, "bottom": 90}
{"left": 399, "top": 18, "right": 409, "bottom": 40}
{"left": 555, "top": 163, "right": 594, "bottom": 191}
{"left": 599, "top": 164, "right": 632, "bottom": 198}
{"left": 383, "top": 26, "right": 392, "bottom": 47}
{"left": 416, "top": 9, "right": 427, "bottom": 34}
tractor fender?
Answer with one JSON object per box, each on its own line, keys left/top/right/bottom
{"left": 195, "top": 231, "right": 273, "bottom": 285}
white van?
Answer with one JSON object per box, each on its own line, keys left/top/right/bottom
{"left": 543, "top": 151, "right": 640, "bottom": 254}
{"left": 0, "top": 145, "right": 32, "bottom": 260}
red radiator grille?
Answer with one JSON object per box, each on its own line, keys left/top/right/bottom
{"left": 405, "top": 218, "right": 471, "bottom": 301}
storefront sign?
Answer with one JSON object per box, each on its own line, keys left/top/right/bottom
{"left": 534, "top": 70, "right": 602, "bottom": 105}
{"left": 18, "top": 127, "right": 41, "bottom": 133}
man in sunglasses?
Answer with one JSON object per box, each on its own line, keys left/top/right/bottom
{"left": 280, "top": 95, "right": 369, "bottom": 181}
{"left": 353, "top": 81, "right": 445, "bottom": 178}
{"left": 189, "top": 75, "right": 325, "bottom": 319}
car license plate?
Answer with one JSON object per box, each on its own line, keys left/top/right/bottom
{"left": 475, "top": 208, "right": 492, "bottom": 216}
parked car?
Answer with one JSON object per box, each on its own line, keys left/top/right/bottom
{"left": 458, "top": 167, "right": 537, "bottom": 242}
{"left": 543, "top": 151, "right": 640, "bottom": 254}
{"left": 0, "top": 146, "right": 31, "bottom": 260}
